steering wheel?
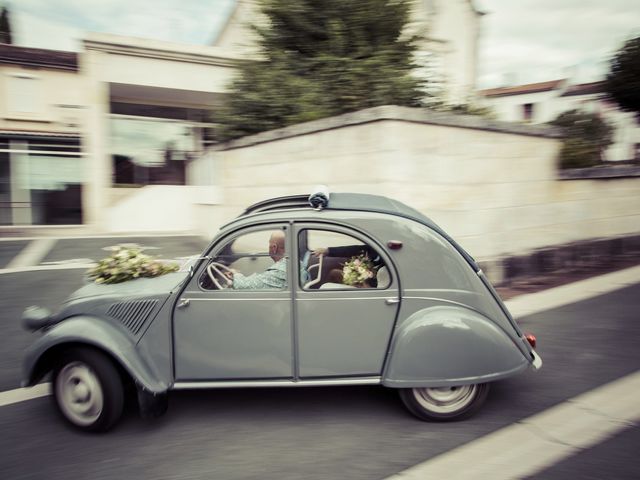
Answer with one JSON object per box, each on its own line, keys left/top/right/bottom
{"left": 207, "top": 262, "right": 234, "bottom": 290}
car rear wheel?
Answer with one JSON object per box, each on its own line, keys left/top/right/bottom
{"left": 398, "top": 383, "right": 489, "bottom": 421}
{"left": 53, "top": 348, "right": 124, "bottom": 432}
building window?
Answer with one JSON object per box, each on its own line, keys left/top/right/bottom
{"left": 6, "top": 74, "right": 44, "bottom": 115}
{"left": 110, "top": 116, "right": 200, "bottom": 186}
{"left": 0, "top": 138, "right": 83, "bottom": 225}
{"left": 522, "top": 103, "right": 535, "bottom": 122}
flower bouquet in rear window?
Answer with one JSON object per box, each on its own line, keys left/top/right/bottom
{"left": 342, "top": 254, "right": 377, "bottom": 288}
{"left": 87, "top": 244, "right": 179, "bottom": 284}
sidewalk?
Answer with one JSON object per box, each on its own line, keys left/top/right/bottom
{"left": 504, "top": 264, "right": 640, "bottom": 319}
{"left": 386, "top": 370, "right": 640, "bottom": 480}
{"left": 495, "top": 255, "right": 640, "bottom": 300}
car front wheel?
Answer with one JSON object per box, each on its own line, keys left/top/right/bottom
{"left": 398, "top": 383, "right": 489, "bottom": 421}
{"left": 53, "top": 348, "right": 124, "bottom": 432}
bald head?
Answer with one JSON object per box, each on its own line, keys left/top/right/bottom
{"left": 269, "top": 231, "right": 286, "bottom": 261}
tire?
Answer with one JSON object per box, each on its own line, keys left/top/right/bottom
{"left": 398, "top": 383, "right": 490, "bottom": 422}
{"left": 52, "top": 348, "right": 124, "bottom": 432}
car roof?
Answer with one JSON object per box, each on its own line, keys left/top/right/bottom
{"left": 227, "top": 192, "right": 479, "bottom": 271}
{"left": 239, "top": 192, "right": 439, "bottom": 230}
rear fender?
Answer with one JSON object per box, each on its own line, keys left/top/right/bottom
{"left": 22, "top": 316, "right": 168, "bottom": 393}
{"left": 383, "top": 306, "right": 531, "bottom": 388}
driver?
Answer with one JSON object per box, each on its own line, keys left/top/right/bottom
{"left": 228, "top": 231, "right": 287, "bottom": 290}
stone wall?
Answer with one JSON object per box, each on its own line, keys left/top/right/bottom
{"left": 197, "top": 105, "right": 640, "bottom": 283}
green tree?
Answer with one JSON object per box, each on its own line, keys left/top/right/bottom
{"left": 551, "top": 110, "right": 613, "bottom": 169}
{"left": 0, "top": 6, "right": 12, "bottom": 45}
{"left": 605, "top": 35, "right": 640, "bottom": 119}
{"left": 217, "top": 0, "right": 427, "bottom": 139}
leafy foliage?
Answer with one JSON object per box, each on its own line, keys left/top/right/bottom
{"left": 605, "top": 35, "right": 640, "bottom": 119}
{"left": 87, "top": 244, "right": 179, "bottom": 284}
{"left": 217, "top": 0, "right": 427, "bottom": 139}
{"left": 551, "top": 110, "right": 613, "bottom": 169}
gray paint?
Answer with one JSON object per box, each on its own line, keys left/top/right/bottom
{"left": 23, "top": 192, "right": 540, "bottom": 396}
{"left": 22, "top": 316, "right": 168, "bottom": 392}
{"left": 173, "top": 292, "right": 293, "bottom": 380}
{"left": 292, "top": 221, "right": 400, "bottom": 378}
{"left": 67, "top": 271, "right": 189, "bottom": 302}
{"left": 296, "top": 291, "right": 398, "bottom": 377}
{"left": 136, "top": 293, "right": 178, "bottom": 388}
{"left": 383, "top": 305, "right": 529, "bottom": 388}
{"left": 174, "top": 222, "right": 294, "bottom": 380}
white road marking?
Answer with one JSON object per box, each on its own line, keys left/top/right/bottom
{"left": 386, "top": 370, "right": 640, "bottom": 480}
{"left": 40, "top": 258, "right": 95, "bottom": 265}
{"left": 0, "top": 263, "right": 95, "bottom": 275}
{"left": 0, "top": 233, "right": 202, "bottom": 242}
{"left": 0, "top": 383, "right": 51, "bottom": 408}
{"left": 5, "top": 238, "right": 58, "bottom": 269}
{"left": 504, "top": 264, "right": 640, "bottom": 319}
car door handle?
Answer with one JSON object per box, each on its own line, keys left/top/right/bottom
{"left": 385, "top": 298, "right": 400, "bottom": 305}
{"left": 177, "top": 298, "right": 190, "bottom": 309}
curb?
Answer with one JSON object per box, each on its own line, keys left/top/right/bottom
{"left": 504, "top": 264, "right": 640, "bottom": 319}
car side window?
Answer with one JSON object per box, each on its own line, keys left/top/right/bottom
{"left": 200, "top": 229, "right": 288, "bottom": 291}
{"left": 299, "top": 229, "right": 389, "bottom": 290}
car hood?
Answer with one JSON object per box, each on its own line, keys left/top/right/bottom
{"left": 66, "top": 271, "right": 190, "bottom": 302}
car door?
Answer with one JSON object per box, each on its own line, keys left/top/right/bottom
{"left": 294, "top": 224, "right": 400, "bottom": 378}
{"left": 173, "top": 225, "right": 294, "bottom": 381}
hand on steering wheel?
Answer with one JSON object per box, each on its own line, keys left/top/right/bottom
{"left": 207, "top": 262, "right": 234, "bottom": 289}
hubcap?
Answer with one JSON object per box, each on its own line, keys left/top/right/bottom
{"left": 55, "top": 362, "right": 104, "bottom": 426}
{"left": 413, "top": 385, "right": 477, "bottom": 414}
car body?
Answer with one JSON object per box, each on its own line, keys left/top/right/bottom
{"left": 22, "top": 189, "right": 541, "bottom": 431}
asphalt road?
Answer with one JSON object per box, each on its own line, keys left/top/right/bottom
{"left": 40, "top": 236, "right": 209, "bottom": 264}
{"left": 0, "top": 239, "right": 28, "bottom": 268}
{"left": 0, "top": 238, "right": 639, "bottom": 479}
{"left": 0, "top": 236, "right": 209, "bottom": 393}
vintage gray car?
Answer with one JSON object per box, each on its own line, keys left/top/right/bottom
{"left": 22, "top": 189, "right": 541, "bottom": 431}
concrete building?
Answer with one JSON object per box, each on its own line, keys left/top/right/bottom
{"left": 479, "top": 79, "right": 640, "bottom": 162}
{"left": 0, "top": 45, "right": 84, "bottom": 226}
{"left": 0, "top": 37, "right": 236, "bottom": 229}
{"left": 1, "top": 4, "right": 638, "bottom": 283}
{"left": 79, "top": 34, "right": 237, "bottom": 231}
{"left": 192, "top": 105, "right": 640, "bottom": 284}
{"left": 1, "top": 0, "right": 482, "bottom": 229}
{"left": 407, "top": 0, "right": 483, "bottom": 104}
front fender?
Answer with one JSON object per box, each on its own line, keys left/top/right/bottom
{"left": 383, "top": 306, "right": 532, "bottom": 388}
{"left": 22, "top": 316, "right": 168, "bottom": 393}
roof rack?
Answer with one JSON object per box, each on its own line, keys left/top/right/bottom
{"left": 241, "top": 195, "right": 311, "bottom": 216}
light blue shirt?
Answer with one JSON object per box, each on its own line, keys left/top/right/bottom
{"left": 232, "top": 258, "right": 288, "bottom": 290}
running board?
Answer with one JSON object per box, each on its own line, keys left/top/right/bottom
{"left": 172, "top": 377, "right": 382, "bottom": 390}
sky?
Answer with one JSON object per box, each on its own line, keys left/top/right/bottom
{"left": 475, "top": 0, "right": 640, "bottom": 88}
{"left": 5, "top": 0, "right": 236, "bottom": 50}
{"left": 3, "top": 0, "right": 640, "bottom": 89}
